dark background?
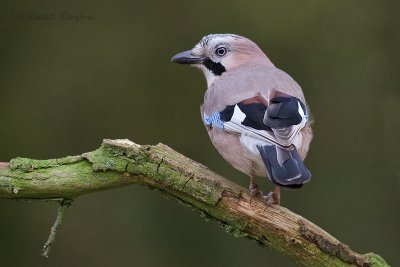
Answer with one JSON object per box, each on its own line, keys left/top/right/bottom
{"left": 0, "top": 1, "right": 399, "bottom": 266}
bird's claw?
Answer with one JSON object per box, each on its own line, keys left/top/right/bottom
{"left": 249, "top": 186, "right": 262, "bottom": 198}
{"left": 249, "top": 183, "right": 263, "bottom": 204}
{"left": 263, "top": 191, "right": 280, "bottom": 206}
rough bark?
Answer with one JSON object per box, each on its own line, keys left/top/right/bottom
{"left": 0, "top": 139, "right": 389, "bottom": 266}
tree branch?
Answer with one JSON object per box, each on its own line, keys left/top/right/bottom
{"left": 41, "top": 198, "right": 72, "bottom": 257}
{"left": 0, "top": 139, "right": 388, "bottom": 266}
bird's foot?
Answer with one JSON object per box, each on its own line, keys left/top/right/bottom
{"left": 263, "top": 192, "right": 279, "bottom": 206}
{"left": 263, "top": 187, "right": 281, "bottom": 207}
{"left": 249, "top": 181, "right": 263, "bottom": 204}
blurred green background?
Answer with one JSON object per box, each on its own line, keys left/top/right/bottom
{"left": 0, "top": 0, "right": 399, "bottom": 266}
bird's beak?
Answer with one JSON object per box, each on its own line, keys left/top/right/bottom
{"left": 171, "top": 50, "right": 205, "bottom": 64}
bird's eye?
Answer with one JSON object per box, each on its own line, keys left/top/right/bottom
{"left": 215, "top": 47, "right": 227, "bottom": 57}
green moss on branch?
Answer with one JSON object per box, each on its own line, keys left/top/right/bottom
{"left": 0, "top": 139, "right": 390, "bottom": 267}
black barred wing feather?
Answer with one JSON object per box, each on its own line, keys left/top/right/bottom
{"left": 221, "top": 95, "right": 311, "bottom": 188}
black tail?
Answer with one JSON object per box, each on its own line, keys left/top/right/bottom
{"left": 257, "top": 145, "right": 311, "bottom": 189}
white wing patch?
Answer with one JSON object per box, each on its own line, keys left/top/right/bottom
{"left": 231, "top": 105, "right": 246, "bottom": 123}
{"left": 224, "top": 104, "right": 306, "bottom": 154}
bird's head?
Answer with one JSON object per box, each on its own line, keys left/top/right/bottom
{"left": 172, "top": 34, "right": 273, "bottom": 86}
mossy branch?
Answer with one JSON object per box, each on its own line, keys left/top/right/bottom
{"left": 0, "top": 139, "right": 389, "bottom": 266}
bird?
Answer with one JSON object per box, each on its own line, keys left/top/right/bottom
{"left": 171, "top": 34, "right": 312, "bottom": 205}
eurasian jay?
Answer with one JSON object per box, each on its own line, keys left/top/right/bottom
{"left": 172, "top": 34, "right": 312, "bottom": 205}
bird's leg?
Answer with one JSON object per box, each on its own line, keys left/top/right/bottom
{"left": 264, "top": 186, "right": 281, "bottom": 206}
{"left": 249, "top": 177, "right": 263, "bottom": 202}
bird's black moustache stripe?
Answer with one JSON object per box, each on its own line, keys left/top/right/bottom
{"left": 203, "top": 58, "right": 226, "bottom": 76}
